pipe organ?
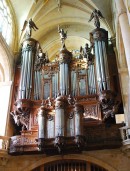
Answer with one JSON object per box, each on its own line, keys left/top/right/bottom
{"left": 90, "top": 28, "right": 110, "bottom": 92}
{"left": 9, "top": 14, "right": 122, "bottom": 155}
{"left": 33, "top": 160, "right": 108, "bottom": 171}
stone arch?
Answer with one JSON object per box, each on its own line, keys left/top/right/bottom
{"left": 0, "top": 63, "right": 5, "bottom": 81}
{"left": 0, "top": 35, "right": 13, "bottom": 81}
{"left": 24, "top": 154, "right": 117, "bottom": 171}
{"left": 0, "top": 35, "right": 14, "bottom": 135}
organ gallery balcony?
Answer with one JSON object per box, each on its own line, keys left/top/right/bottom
{"left": 120, "top": 126, "right": 130, "bottom": 156}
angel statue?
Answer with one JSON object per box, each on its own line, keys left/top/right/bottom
{"left": 80, "top": 43, "right": 93, "bottom": 64}
{"left": 21, "top": 18, "right": 38, "bottom": 38}
{"left": 88, "top": 9, "right": 104, "bottom": 28}
{"left": 58, "top": 25, "right": 67, "bottom": 47}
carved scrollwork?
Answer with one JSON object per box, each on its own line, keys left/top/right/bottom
{"left": 34, "top": 49, "right": 49, "bottom": 71}
{"left": 68, "top": 112, "right": 74, "bottom": 119}
{"left": 47, "top": 114, "right": 54, "bottom": 121}
{"left": 84, "top": 105, "right": 98, "bottom": 119}
{"left": 45, "top": 97, "right": 55, "bottom": 108}
{"left": 67, "top": 94, "right": 75, "bottom": 105}
{"left": 74, "top": 103, "right": 84, "bottom": 114}
{"left": 10, "top": 109, "right": 29, "bottom": 130}
{"left": 55, "top": 96, "right": 67, "bottom": 109}
{"left": 90, "top": 28, "right": 108, "bottom": 43}
{"left": 37, "top": 138, "right": 46, "bottom": 151}
{"left": 54, "top": 136, "right": 65, "bottom": 153}
{"left": 99, "top": 90, "right": 120, "bottom": 123}
{"left": 74, "top": 135, "right": 86, "bottom": 150}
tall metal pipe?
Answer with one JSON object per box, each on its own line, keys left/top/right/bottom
{"left": 74, "top": 103, "right": 84, "bottom": 136}
{"left": 90, "top": 28, "right": 109, "bottom": 92}
{"left": 55, "top": 96, "right": 67, "bottom": 136}
{"left": 38, "top": 104, "right": 46, "bottom": 138}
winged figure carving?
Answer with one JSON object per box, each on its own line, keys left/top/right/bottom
{"left": 21, "top": 18, "right": 38, "bottom": 38}
{"left": 88, "top": 9, "right": 104, "bottom": 28}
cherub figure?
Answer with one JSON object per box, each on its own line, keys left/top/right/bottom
{"left": 58, "top": 25, "right": 67, "bottom": 47}
{"left": 88, "top": 9, "right": 104, "bottom": 28}
{"left": 22, "top": 18, "right": 38, "bottom": 38}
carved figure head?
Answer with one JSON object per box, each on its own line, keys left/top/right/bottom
{"left": 98, "top": 90, "right": 116, "bottom": 106}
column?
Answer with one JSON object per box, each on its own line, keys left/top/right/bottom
{"left": 115, "top": 0, "right": 130, "bottom": 126}
{"left": 115, "top": 0, "right": 130, "bottom": 75}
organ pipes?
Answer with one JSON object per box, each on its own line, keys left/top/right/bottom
{"left": 90, "top": 28, "right": 110, "bottom": 92}
{"left": 19, "top": 40, "right": 37, "bottom": 99}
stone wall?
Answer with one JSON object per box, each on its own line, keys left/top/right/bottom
{"left": 0, "top": 148, "right": 130, "bottom": 171}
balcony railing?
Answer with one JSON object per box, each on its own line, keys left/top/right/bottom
{"left": 0, "top": 136, "right": 9, "bottom": 152}
{"left": 120, "top": 126, "right": 130, "bottom": 155}
{"left": 0, "top": 136, "right": 9, "bottom": 166}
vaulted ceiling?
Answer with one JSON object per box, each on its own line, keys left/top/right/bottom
{"left": 10, "top": 0, "right": 113, "bottom": 60}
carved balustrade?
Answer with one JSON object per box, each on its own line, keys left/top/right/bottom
{"left": 120, "top": 126, "right": 130, "bottom": 155}
{"left": 0, "top": 136, "right": 9, "bottom": 166}
{"left": 0, "top": 136, "right": 9, "bottom": 152}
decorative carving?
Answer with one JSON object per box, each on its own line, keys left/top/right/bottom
{"left": 68, "top": 112, "right": 74, "bottom": 119}
{"left": 79, "top": 43, "right": 94, "bottom": 65}
{"left": 45, "top": 97, "right": 55, "bottom": 108}
{"left": 74, "top": 102, "right": 84, "bottom": 114}
{"left": 55, "top": 95, "right": 67, "bottom": 109}
{"left": 54, "top": 136, "right": 65, "bottom": 153}
{"left": 21, "top": 18, "right": 38, "bottom": 38}
{"left": 99, "top": 90, "right": 120, "bottom": 122}
{"left": 84, "top": 105, "right": 98, "bottom": 119}
{"left": 67, "top": 94, "right": 75, "bottom": 105}
{"left": 10, "top": 100, "right": 31, "bottom": 130}
{"left": 37, "top": 138, "right": 46, "bottom": 151}
{"left": 88, "top": 9, "right": 104, "bottom": 28}
{"left": 58, "top": 25, "right": 67, "bottom": 47}
{"left": 47, "top": 114, "right": 54, "bottom": 121}
{"left": 90, "top": 28, "right": 108, "bottom": 43}
{"left": 34, "top": 49, "right": 49, "bottom": 71}
{"left": 10, "top": 110, "right": 29, "bottom": 130}
{"left": 34, "top": 115, "right": 38, "bottom": 125}
{"left": 0, "top": 157, "right": 8, "bottom": 166}
{"left": 59, "top": 47, "right": 72, "bottom": 64}
{"left": 74, "top": 135, "right": 86, "bottom": 150}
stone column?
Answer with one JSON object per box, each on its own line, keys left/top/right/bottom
{"left": 115, "top": 0, "right": 130, "bottom": 126}
{"left": 115, "top": 0, "right": 130, "bottom": 75}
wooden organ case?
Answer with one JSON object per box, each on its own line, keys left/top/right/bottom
{"left": 9, "top": 19, "right": 123, "bottom": 155}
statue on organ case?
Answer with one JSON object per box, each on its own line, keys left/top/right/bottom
{"left": 21, "top": 18, "right": 38, "bottom": 38}
{"left": 79, "top": 43, "right": 94, "bottom": 64}
{"left": 88, "top": 9, "right": 104, "bottom": 28}
{"left": 58, "top": 25, "right": 67, "bottom": 47}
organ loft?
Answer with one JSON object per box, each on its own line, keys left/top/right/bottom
{"left": 9, "top": 10, "right": 123, "bottom": 156}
